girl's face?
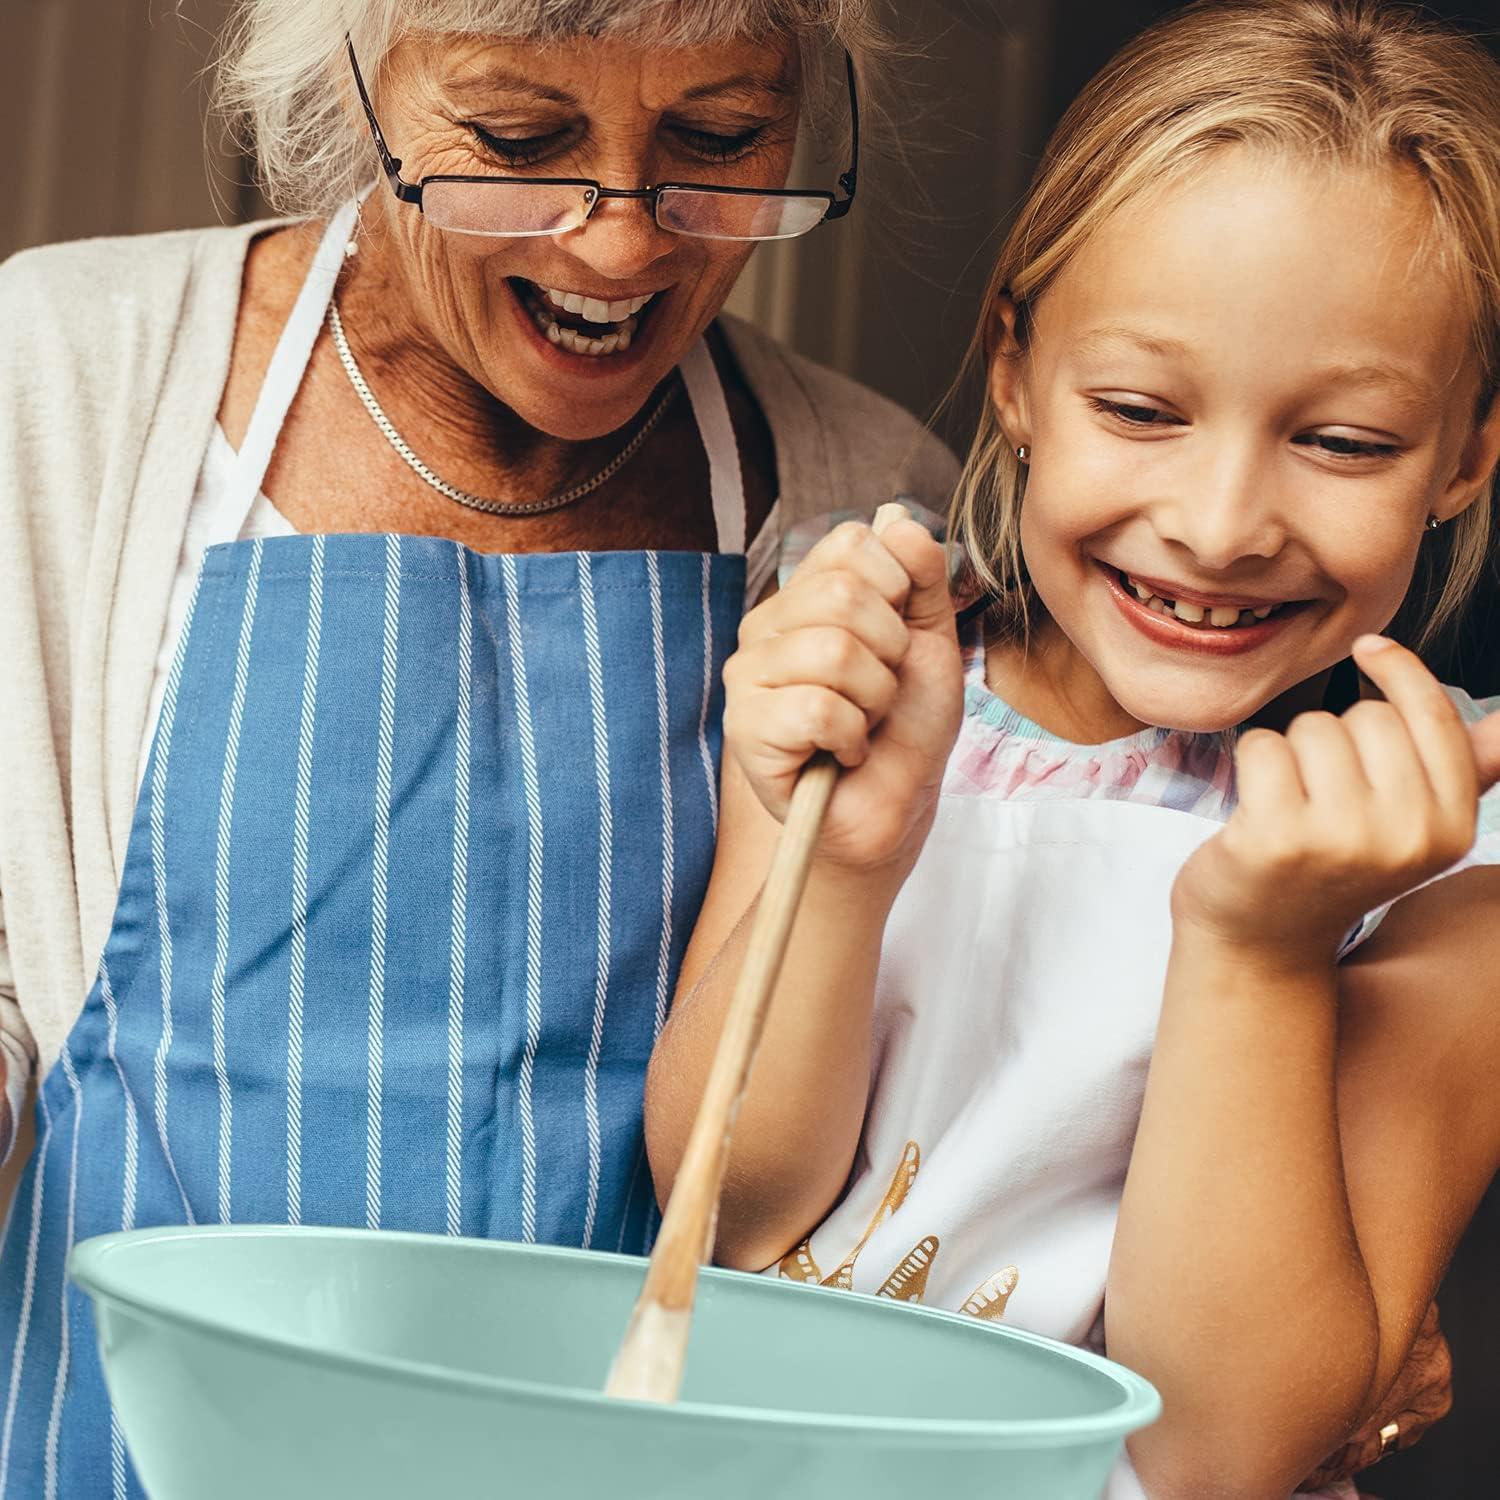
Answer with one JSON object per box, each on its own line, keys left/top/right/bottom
{"left": 993, "top": 149, "right": 1500, "bottom": 734}
{"left": 364, "top": 35, "right": 801, "bottom": 440}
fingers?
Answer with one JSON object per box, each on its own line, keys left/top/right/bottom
{"left": 740, "top": 567, "right": 911, "bottom": 665}
{"left": 875, "top": 517, "right": 956, "bottom": 636}
{"left": 1469, "top": 710, "right": 1500, "bottom": 796}
{"left": 1231, "top": 727, "right": 1306, "bottom": 817}
{"left": 728, "top": 627, "right": 900, "bottom": 728}
{"left": 1351, "top": 635, "right": 1478, "bottom": 815}
{"left": 725, "top": 513, "right": 955, "bottom": 806}
{"left": 1285, "top": 711, "right": 1368, "bottom": 810}
{"left": 724, "top": 681, "right": 872, "bottom": 775}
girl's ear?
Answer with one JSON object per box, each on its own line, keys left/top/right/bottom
{"left": 1435, "top": 386, "right": 1500, "bottom": 523}
{"left": 986, "top": 291, "right": 1034, "bottom": 455}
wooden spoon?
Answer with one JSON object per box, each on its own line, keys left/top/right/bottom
{"left": 606, "top": 500, "right": 911, "bottom": 1403}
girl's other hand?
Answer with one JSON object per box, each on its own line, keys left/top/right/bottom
{"left": 723, "top": 518, "right": 962, "bottom": 874}
{"left": 1174, "top": 636, "right": 1496, "bottom": 965}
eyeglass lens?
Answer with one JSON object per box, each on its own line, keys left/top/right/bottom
{"left": 421, "top": 181, "right": 593, "bottom": 237}
{"left": 656, "top": 189, "right": 829, "bottom": 241}
{"left": 420, "top": 180, "right": 829, "bottom": 241}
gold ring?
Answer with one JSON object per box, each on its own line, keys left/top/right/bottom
{"left": 1378, "top": 1420, "right": 1400, "bottom": 1459}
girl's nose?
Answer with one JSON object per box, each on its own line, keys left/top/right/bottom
{"left": 1152, "top": 444, "right": 1287, "bottom": 569}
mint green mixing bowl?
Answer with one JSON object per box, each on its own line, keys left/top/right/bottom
{"left": 71, "top": 1226, "right": 1157, "bottom": 1499}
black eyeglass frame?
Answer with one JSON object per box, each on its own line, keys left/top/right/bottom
{"left": 344, "top": 35, "right": 859, "bottom": 237}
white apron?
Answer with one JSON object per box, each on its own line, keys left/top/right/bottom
{"left": 778, "top": 778, "right": 1359, "bottom": 1500}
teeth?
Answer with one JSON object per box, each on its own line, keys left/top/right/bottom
{"left": 537, "top": 285, "right": 656, "bottom": 323}
{"left": 527, "top": 289, "right": 641, "bottom": 357}
{"left": 1123, "top": 571, "right": 1285, "bottom": 629}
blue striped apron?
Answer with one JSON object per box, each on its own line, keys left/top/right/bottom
{"left": 0, "top": 205, "right": 762, "bottom": 1497}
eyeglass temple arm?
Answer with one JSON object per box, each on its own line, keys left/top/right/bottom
{"left": 823, "top": 51, "right": 860, "bottom": 222}
{"left": 346, "top": 34, "right": 423, "bottom": 205}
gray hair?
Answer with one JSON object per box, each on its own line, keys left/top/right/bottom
{"left": 216, "top": 0, "right": 890, "bottom": 216}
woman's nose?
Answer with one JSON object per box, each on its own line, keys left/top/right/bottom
{"left": 557, "top": 196, "right": 679, "bottom": 283}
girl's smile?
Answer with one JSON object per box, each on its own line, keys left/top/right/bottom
{"left": 1100, "top": 563, "right": 1310, "bottom": 657}
{"left": 992, "top": 147, "right": 1493, "bottom": 737}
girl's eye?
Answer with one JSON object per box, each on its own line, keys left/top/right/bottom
{"left": 1087, "top": 396, "right": 1183, "bottom": 427}
{"left": 467, "top": 123, "right": 575, "bottom": 166}
{"left": 1293, "top": 432, "right": 1400, "bottom": 460}
{"left": 669, "top": 124, "right": 769, "bottom": 163}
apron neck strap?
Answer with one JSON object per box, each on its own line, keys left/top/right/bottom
{"left": 228, "top": 200, "right": 359, "bottom": 523}
{"left": 679, "top": 337, "right": 747, "bottom": 555}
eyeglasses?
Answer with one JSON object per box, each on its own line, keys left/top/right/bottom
{"left": 346, "top": 37, "right": 858, "bottom": 242}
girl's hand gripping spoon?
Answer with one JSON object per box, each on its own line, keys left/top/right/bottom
{"left": 605, "top": 501, "right": 911, "bottom": 1404}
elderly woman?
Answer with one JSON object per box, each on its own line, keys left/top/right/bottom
{"left": 0, "top": 0, "right": 954, "bottom": 1487}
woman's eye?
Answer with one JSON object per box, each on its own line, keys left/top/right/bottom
{"left": 1293, "top": 432, "right": 1400, "bottom": 460}
{"left": 669, "top": 124, "right": 768, "bottom": 163}
{"left": 1087, "top": 397, "right": 1181, "bottom": 427}
{"left": 467, "top": 123, "right": 573, "bottom": 166}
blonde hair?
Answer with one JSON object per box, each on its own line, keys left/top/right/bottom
{"left": 950, "top": 0, "right": 1500, "bottom": 659}
{"left": 216, "top": 0, "right": 887, "bottom": 217}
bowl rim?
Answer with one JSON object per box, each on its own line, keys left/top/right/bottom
{"left": 70, "top": 1225, "right": 1161, "bottom": 1447}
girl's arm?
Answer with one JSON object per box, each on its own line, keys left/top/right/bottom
{"left": 645, "top": 520, "right": 961, "bottom": 1271}
{"left": 1108, "top": 639, "right": 1500, "bottom": 1500}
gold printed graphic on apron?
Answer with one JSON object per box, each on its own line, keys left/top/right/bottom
{"left": 958, "top": 1266, "right": 1019, "bottom": 1323}
{"left": 876, "top": 1234, "right": 938, "bottom": 1302}
{"left": 779, "top": 1141, "right": 1019, "bottom": 1323}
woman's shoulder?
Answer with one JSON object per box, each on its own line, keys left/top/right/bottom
{"left": 0, "top": 219, "right": 267, "bottom": 357}
{"left": 0, "top": 220, "right": 273, "bottom": 587}
{"left": 717, "top": 313, "right": 960, "bottom": 524}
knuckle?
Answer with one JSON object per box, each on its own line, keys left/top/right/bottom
{"left": 821, "top": 628, "right": 863, "bottom": 678}
{"left": 822, "top": 570, "right": 865, "bottom": 618}
{"left": 803, "top": 688, "right": 849, "bottom": 743}
{"left": 827, "top": 520, "right": 869, "bottom": 555}
{"left": 1287, "top": 710, "right": 1339, "bottom": 744}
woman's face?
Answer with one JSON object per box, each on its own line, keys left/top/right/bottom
{"left": 363, "top": 34, "right": 802, "bottom": 439}
{"left": 993, "top": 149, "right": 1500, "bottom": 734}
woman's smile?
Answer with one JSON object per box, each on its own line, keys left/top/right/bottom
{"left": 504, "top": 271, "right": 669, "bottom": 380}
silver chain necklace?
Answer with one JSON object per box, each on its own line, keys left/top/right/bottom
{"left": 326, "top": 300, "right": 677, "bottom": 519}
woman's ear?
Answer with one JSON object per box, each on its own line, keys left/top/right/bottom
{"left": 985, "top": 291, "right": 1033, "bottom": 456}
{"left": 1435, "top": 384, "right": 1500, "bottom": 523}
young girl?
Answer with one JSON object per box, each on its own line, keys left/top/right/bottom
{"left": 644, "top": 3, "right": 1500, "bottom": 1497}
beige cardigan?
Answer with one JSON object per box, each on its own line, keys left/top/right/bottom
{"left": 0, "top": 220, "right": 959, "bottom": 1154}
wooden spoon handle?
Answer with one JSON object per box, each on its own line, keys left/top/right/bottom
{"left": 606, "top": 502, "right": 910, "bottom": 1403}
